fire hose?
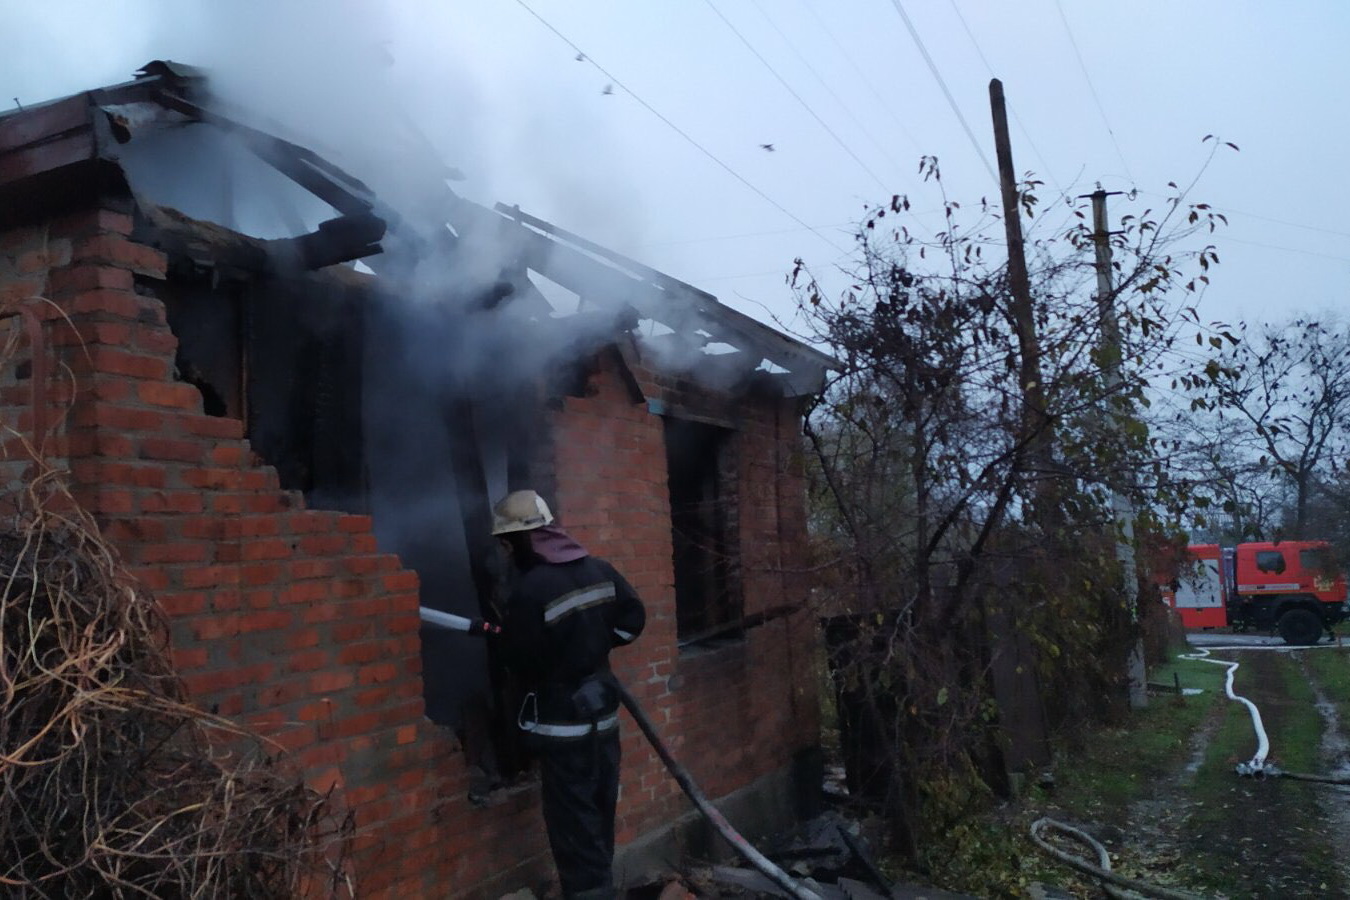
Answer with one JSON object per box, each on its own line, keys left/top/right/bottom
{"left": 1031, "top": 640, "right": 1350, "bottom": 898}
{"left": 1029, "top": 818, "right": 1209, "bottom": 900}
{"left": 1181, "top": 642, "right": 1350, "bottom": 783}
{"left": 419, "top": 606, "right": 502, "bottom": 636}
{"left": 609, "top": 678, "right": 823, "bottom": 900}
{"left": 419, "top": 609, "right": 822, "bottom": 900}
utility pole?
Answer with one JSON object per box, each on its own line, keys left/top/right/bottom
{"left": 1086, "top": 187, "right": 1148, "bottom": 709}
{"left": 988, "top": 79, "right": 1053, "bottom": 512}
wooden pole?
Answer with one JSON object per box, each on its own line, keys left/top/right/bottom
{"left": 1088, "top": 188, "right": 1148, "bottom": 708}
{"left": 989, "top": 79, "right": 1052, "bottom": 506}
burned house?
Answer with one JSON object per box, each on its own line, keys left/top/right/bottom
{"left": 0, "top": 62, "right": 831, "bottom": 896}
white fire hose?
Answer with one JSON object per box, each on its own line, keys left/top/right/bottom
{"left": 1179, "top": 646, "right": 1270, "bottom": 773}
{"left": 419, "top": 606, "right": 501, "bottom": 636}
{"left": 1180, "top": 640, "right": 1350, "bottom": 782}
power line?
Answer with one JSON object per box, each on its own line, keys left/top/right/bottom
{"left": 885, "top": 0, "right": 999, "bottom": 186}
{"left": 1132, "top": 190, "right": 1350, "bottom": 240}
{"left": 1052, "top": 0, "right": 1135, "bottom": 184}
{"left": 701, "top": 0, "right": 892, "bottom": 192}
{"left": 1213, "top": 208, "right": 1350, "bottom": 240}
{"left": 945, "top": 0, "right": 1063, "bottom": 194}
{"left": 639, "top": 220, "right": 857, "bottom": 248}
{"left": 638, "top": 206, "right": 948, "bottom": 248}
{"left": 746, "top": 0, "right": 911, "bottom": 184}
{"left": 1216, "top": 234, "right": 1350, "bottom": 264}
{"left": 796, "top": 0, "right": 926, "bottom": 160}
{"left": 511, "top": 0, "right": 848, "bottom": 254}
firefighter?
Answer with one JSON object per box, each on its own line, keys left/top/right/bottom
{"left": 492, "top": 490, "right": 646, "bottom": 900}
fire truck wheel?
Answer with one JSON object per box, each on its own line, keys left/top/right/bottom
{"left": 1277, "top": 608, "right": 1323, "bottom": 646}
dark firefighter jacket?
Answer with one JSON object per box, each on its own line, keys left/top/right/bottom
{"left": 503, "top": 554, "right": 646, "bottom": 733}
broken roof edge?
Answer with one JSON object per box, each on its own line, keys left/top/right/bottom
{"left": 490, "top": 204, "right": 835, "bottom": 399}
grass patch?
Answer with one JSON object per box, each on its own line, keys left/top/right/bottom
{"left": 1050, "top": 656, "right": 1226, "bottom": 812}
{"left": 921, "top": 657, "right": 1230, "bottom": 897}
{"left": 1174, "top": 649, "right": 1343, "bottom": 896}
{"left": 1305, "top": 646, "right": 1350, "bottom": 715}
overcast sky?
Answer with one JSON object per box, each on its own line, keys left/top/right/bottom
{"left": 5, "top": 1, "right": 1347, "bottom": 336}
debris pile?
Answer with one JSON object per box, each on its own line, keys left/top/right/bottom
{"left": 0, "top": 474, "right": 351, "bottom": 896}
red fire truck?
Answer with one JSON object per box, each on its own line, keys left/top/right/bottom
{"left": 1164, "top": 541, "right": 1349, "bottom": 645}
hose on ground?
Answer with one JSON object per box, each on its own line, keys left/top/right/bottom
{"left": 1029, "top": 818, "right": 1211, "bottom": 900}
{"left": 1179, "top": 647, "right": 1269, "bottom": 772}
{"left": 611, "top": 678, "right": 823, "bottom": 900}
{"left": 1258, "top": 765, "right": 1350, "bottom": 785}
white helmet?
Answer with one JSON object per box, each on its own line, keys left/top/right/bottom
{"left": 491, "top": 490, "right": 554, "bottom": 535}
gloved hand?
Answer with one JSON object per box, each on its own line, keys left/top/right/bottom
{"left": 467, "top": 618, "right": 503, "bottom": 637}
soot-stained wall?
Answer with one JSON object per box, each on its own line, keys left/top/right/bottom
{"left": 0, "top": 197, "right": 820, "bottom": 898}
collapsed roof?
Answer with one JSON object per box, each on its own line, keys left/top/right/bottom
{"left": 0, "top": 60, "right": 832, "bottom": 397}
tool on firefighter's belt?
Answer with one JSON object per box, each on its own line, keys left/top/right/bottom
{"left": 571, "top": 676, "right": 610, "bottom": 719}
{"left": 419, "top": 606, "right": 501, "bottom": 636}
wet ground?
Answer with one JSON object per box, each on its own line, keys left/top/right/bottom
{"left": 1107, "top": 636, "right": 1350, "bottom": 898}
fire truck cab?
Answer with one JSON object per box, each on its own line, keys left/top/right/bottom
{"left": 1166, "top": 540, "right": 1349, "bottom": 645}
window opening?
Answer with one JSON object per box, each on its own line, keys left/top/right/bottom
{"left": 1255, "top": 550, "right": 1286, "bottom": 575}
{"left": 1299, "top": 546, "right": 1336, "bottom": 579}
{"left": 663, "top": 417, "right": 741, "bottom": 645}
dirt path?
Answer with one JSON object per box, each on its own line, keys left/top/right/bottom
{"left": 1113, "top": 649, "right": 1350, "bottom": 898}
{"left": 1298, "top": 653, "right": 1350, "bottom": 892}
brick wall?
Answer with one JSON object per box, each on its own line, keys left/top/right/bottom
{"left": 552, "top": 352, "right": 820, "bottom": 843}
{"left": 0, "top": 200, "right": 819, "bottom": 896}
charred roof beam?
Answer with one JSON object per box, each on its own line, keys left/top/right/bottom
{"left": 153, "top": 90, "right": 382, "bottom": 222}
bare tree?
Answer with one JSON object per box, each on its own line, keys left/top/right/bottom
{"left": 1208, "top": 316, "right": 1350, "bottom": 538}
{"left": 794, "top": 155, "right": 1228, "bottom": 875}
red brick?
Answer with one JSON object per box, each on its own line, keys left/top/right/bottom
{"left": 339, "top": 514, "right": 375, "bottom": 533}
{"left": 179, "top": 516, "right": 225, "bottom": 540}
{"left": 240, "top": 610, "right": 293, "bottom": 633}
{"left": 71, "top": 234, "right": 167, "bottom": 277}
{"left": 92, "top": 488, "right": 135, "bottom": 515}
{"left": 171, "top": 646, "right": 209, "bottom": 670}
{"left": 338, "top": 642, "right": 383, "bottom": 665}
{"left": 139, "top": 438, "right": 205, "bottom": 464}
{"left": 238, "top": 538, "right": 293, "bottom": 561}
{"left": 0, "top": 278, "right": 43, "bottom": 304}
{"left": 140, "top": 491, "right": 204, "bottom": 514}
{"left": 138, "top": 542, "right": 209, "bottom": 565}
{"left": 357, "top": 663, "right": 398, "bottom": 685}
{"left": 285, "top": 628, "right": 322, "bottom": 650}
{"left": 241, "top": 563, "right": 284, "bottom": 586}
{"left": 383, "top": 572, "right": 419, "bottom": 592}
{"left": 50, "top": 208, "right": 133, "bottom": 238}
{"left": 289, "top": 558, "right": 335, "bottom": 579}
{"left": 211, "top": 590, "right": 242, "bottom": 611}
{"left": 163, "top": 589, "right": 214, "bottom": 618}
{"left": 134, "top": 328, "right": 179, "bottom": 356}
{"left": 311, "top": 670, "right": 355, "bottom": 693}
{"left": 80, "top": 320, "right": 132, "bottom": 346}
{"left": 182, "top": 566, "right": 242, "bottom": 589}
{"left": 137, "top": 380, "right": 201, "bottom": 410}
{"left": 88, "top": 346, "right": 170, "bottom": 380}
{"left": 279, "top": 582, "right": 329, "bottom": 605}
{"left": 333, "top": 621, "right": 376, "bottom": 642}
{"left": 299, "top": 533, "right": 347, "bottom": 555}
{"left": 345, "top": 556, "right": 387, "bottom": 575}
{"left": 192, "top": 615, "right": 240, "bottom": 640}
{"left": 288, "top": 649, "right": 331, "bottom": 673}
{"left": 181, "top": 414, "right": 245, "bottom": 440}
{"left": 70, "top": 289, "right": 145, "bottom": 321}
{"left": 209, "top": 444, "right": 246, "bottom": 466}
{"left": 102, "top": 518, "right": 169, "bottom": 543}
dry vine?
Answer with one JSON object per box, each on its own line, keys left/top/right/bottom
{"left": 0, "top": 330, "right": 352, "bottom": 896}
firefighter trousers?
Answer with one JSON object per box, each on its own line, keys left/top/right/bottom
{"left": 539, "top": 730, "right": 621, "bottom": 899}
